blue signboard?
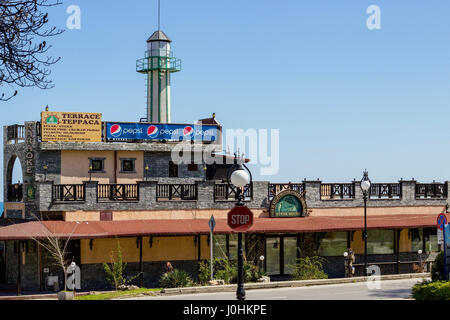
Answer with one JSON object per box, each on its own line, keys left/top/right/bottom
{"left": 106, "top": 122, "right": 219, "bottom": 141}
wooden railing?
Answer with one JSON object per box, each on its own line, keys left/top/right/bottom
{"left": 268, "top": 183, "right": 305, "bottom": 201}
{"left": 156, "top": 184, "right": 198, "bottom": 201}
{"left": 321, "top": 183, "right": 355, "bottom": 200}
{"left": 370, "top": 183, "right": 402, "bottom": 199}
{"left": 52, "top": 184, "right": 85, "bottom": 202}
{"left": 97, "top": 184, "right": 139, "bottom": 201}
{"left": 214, "top": 183, "right": 253, "bottom": 201}
{"left": 415, "top": 183, "right": 447, "bottom": 199}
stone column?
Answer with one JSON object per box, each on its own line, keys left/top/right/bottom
{"left": 304, "top": 180, "right": 321, "bottom": 207}
{"left": 83, "top": 181, "right": 99, "bottom": 210}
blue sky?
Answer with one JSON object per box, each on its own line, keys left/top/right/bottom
{"left": 3, "top": 0, "right": 450, "bottom": 195}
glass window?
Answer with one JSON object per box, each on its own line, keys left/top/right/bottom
{"left": 266, "top": 238, "right": 280, "bottom": 275}
{"left": 213, "top": 235, "right": 227, "bottom": 260}
{"left": 284, "top": 237, "right": 298, "bottom": 275}
{"left": 367, "top": 230, "right": 395, "bottom": 254}
{"left": 317, "top": 232, "right": 348, "bottom": 256}
{"left": 410, "top": 229, "right": 423, "bottom": 253}
{"left": 228, "top": 234, "right": 238, "bottom": 261}
{"left": 121, "top": 159, "right": 135, "bottom": 173}
{"left": 425, "top": 228, "right": 439, "bottom": 253}
{"left": 89, "top": 158, "right": 104, "bottom": 172}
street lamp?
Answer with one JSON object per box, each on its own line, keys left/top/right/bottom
{"left": 360, "top": 170, "right": 371, "bottom": 276}
{"left": 226, "top": 153, "right": 252, "bottom": 301}
{"left": 145, "top": 165, "right": 149, "bottom": 181}
{"left": 89, "top": 165, "right": 93, "bottom": 182}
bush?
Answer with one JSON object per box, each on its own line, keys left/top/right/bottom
{"left": 431, "top": 252, "right": 445, "bottom": 282}
{"left": 103, "top": 242, "right": 140, "bottom": 290}
{"left": 159, "top": 269, "right": 194, "bottom": 288}
{"left": 291, "top": 256, "right": 328, "bottom": 281}
{"left": 198, "top": 258, "right": 267, "bottom": 285}
{"left": 412, "top": 280, "right": 450, "bottom": 300}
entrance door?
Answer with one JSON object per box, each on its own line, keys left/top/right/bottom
{"left": 266, "top": 238, "right": 280, "bottom": 275}
{"left": 265, "top": 236, "right": 298, "bottom": 276}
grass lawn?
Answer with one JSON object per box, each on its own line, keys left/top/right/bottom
{"left": 75, "top": 288, "right": 161, "bottom": 300}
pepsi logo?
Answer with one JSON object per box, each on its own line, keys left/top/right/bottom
{"left": 147, "top": 125, "right": 159, "bottom": 138}
{"left": 183, "top": 126, "right": 194, "bottom": 136}
{"left": 110, "top": 124, "right": 122, "bottom": 137}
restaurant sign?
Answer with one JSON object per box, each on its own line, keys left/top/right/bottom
{"left": 41, "top": 111, "right": 102, "bottom": 142}
{"left": 269, "top": 189, "right": 307, "bottom": 218}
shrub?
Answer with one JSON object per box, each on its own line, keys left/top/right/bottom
{"left": 431, "top": 252, "right": 445, "bottom": 282}
{"left": 103, "top": 242, "right": 140, "bottom": 290}
{"left": 291, "top": 256, "right": 328, "bottom": 280}
{"left": 159, "top": 269, "right": 194, "bottom": 288}
{"left": 412, "top": 280, "right": 450, "bottom": 300}
{"left": 198, "top": 258, "right": 267, "bottom": 285}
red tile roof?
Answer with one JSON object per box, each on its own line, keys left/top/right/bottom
{"left": 0, "top": 214, "right": 438, "bottom": 240}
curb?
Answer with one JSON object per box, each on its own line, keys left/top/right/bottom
{"left": 161, "top": 273, "right": 430, "bottom": 296}
{"left": 0, "top": 290, "right": 116, "bottom": 301}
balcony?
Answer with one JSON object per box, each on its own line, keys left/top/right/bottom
{"left": 52, "top": 184, "right": 85, "bottom": 202}
{"left": 268, "top": 183, "right": 305, "bottom": 201}
{"left": 6, "top": 125, "right": 25, "bottom": 144}
{"left": 370, "top": 183, "right": 402, "bottom": 199}
{"left": 97, "top": 184, "right": 139, "bottom": 202}
{"left": 320, "top": 183, "right": 355, "bottom": 200}
{"left": 415, "top": 183, "right": 447, "bottom": 199}
{"left": 156, "top": 184, "right": 198, "bottom": 201}
{"left": 214, "top": 183, "right": 253, "bottom": 201}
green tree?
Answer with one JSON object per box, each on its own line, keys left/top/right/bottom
{"left": 103, "top": 242, "right": 140, "bottom": 290}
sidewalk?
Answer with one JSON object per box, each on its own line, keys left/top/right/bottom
{"left": 0, "top": 273, "right": 429, "bottom": 300}
{"left": 161, "top": 272, "right": 430, "bottom": 295}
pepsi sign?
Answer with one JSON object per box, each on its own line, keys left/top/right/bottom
{"left": 106, "top": 122, "right": 218, "bottom": 141}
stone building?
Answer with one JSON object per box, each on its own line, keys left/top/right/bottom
{"left": 0, "top": 29, "right": 446, "bottom": 292}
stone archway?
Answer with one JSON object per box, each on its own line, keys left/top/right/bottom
{"left": 4, "top": 153, "right": 26, "bottom": 202}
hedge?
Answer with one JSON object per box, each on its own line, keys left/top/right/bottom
{"left": 412, "top": 280, "right": 450, "bottom": 300}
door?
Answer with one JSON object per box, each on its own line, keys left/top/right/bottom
{"left": 265, "top": 238, "right": 280, "bottom": 275}
{"left": 265, "top": 236, "right": 298, "bottom": 276}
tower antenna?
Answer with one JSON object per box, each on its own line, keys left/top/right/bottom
{"left": 158, "top": 0, "right": 161, "bottom": 31}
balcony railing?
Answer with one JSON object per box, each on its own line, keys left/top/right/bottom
{"left": 415, "top": 183, "right": 447, "bottom": 199}
{"left": 157, "top": 184, "right": 198, "bottom": 201}
{"left": 97, "top": 184, "right": 139, "bottom": 201}
{"left": 7, "top": 125, "right": 25, "bottom": 143}
{"left": 214, "top": 183, "right": 253, "bottom": 201}
{"left": 52, "top": 184, "right": 85, "bottom": 202}
{"left": 321, "top": 183, "right": 355, "bottom": 200}
{"left": 268, "top": 183, "right": 305, "bottom": 201}
{"left": 7, "top": 184, "right": 23, "bottom": 202}
{"left": 370, "top": 183, "right": 402, "bottom": 199}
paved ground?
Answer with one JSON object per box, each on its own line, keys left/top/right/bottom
{"left": 122, "top": 278, "right": 425, "bottom": 300}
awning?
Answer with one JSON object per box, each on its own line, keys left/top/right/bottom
{"left": 0, "top": 214, "right": 438, "bottom": 240}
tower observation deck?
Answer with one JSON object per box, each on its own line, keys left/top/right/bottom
{"left": 136, "top": 30, "right": 181, "bottom": 123}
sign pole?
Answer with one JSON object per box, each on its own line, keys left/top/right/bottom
{"left": 444, "top": 224, "right": 447, "bottom": 280}
{"left": 210, "top": 230, "right": 213, "bottom": 281}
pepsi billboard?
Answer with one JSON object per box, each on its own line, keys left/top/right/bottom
{"left": 106, "top": 122, "right": 218, "bottom": 141}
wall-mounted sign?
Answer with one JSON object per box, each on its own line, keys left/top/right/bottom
{"left": 26, "top": 185, "right": 35, "bottom": 200}
{"left": 269, "top": 189, "right": 307, "bottom": 218}
{"left": 41, "top": 111, "right": 102, "bottom": 142}
{"left": 25, "top": 122, "right": 35, "bottom": 175}
{"left": 106, "top": 122, "right": 218, "bottom": 142}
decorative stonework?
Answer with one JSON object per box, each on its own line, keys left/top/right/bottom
{"left": 269, "top": 189, "right": 307, "bottom": 218}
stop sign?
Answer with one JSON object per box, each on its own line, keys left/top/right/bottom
{"left": 227, "top": 205, "right": 254, "bottom": 232}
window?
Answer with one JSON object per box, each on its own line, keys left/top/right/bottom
{"left": 424, "top": 228, "right": 439, "bottom": 253}
{"left": 317, "top": 232, "right": 348, "bottom": 256}
{"left": 169, "top": 161, "right": 178, "bottom": 177}
{"left": 410, "top": 229, "right": 423, "bottom": 253}
{"left": 367, "top": 230, "right": 395, "bottom": 254}
{"left": 213, "top": 235, "right": 227, "bottom": 260}
{"left": 120, "top": 158, "right": 135, "bottom": 173}
{"left": 228, "top": 234, "right": 238, "bottom": 261}
{"left": 89, "top": 158, "right": 105, "bottom": 172}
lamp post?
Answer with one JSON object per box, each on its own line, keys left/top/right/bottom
{"left": 89, "top": 165, "right": 93, "bottom": 182}
{"left": 226, "top": 153, "right": 252, "bottom": 301}
{"left": 145, "top": 165, "right": 149, "bottom": 181}
{"left": 360, "top": 170, "right": 371, "bottom": 276}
